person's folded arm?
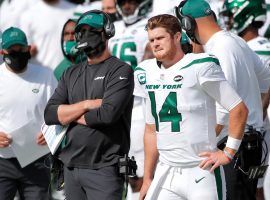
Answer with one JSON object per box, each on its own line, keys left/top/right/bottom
{"left": 44, "top": 68, "right": 103, "bottom": 126}
{"left": 57, "top": 99, "right": 102, "bottom": 125}
{"left": 82, "top": 64, "right": 134, "bottom": 127}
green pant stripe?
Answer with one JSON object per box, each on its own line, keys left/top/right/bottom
{"left": 214, "top": 167, "right": 223, "bottom": 200}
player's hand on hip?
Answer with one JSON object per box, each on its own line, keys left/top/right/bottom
{"left": 36, "top": 132, "right": 47, "bottom": 145}
{"left": 139, "top": 179, "right": 152, "bottom": 200}
{"left": 0, "top": 131, "right": 12, "bottom": 148}
{"left": 199, "top": 150, "right": 231, "bottom": 172}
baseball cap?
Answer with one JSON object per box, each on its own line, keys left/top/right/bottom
{"left": 1, "top": 27, "right": 28, "bottom": 49}
{"left": 75, "top": 12, "right": 104, "bottom": 31}
{"left": 181, "top": 0, "right": 212, "bottom": 19}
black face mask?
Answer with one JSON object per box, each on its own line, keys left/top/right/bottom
{"left": 3, "top": 51, "right": 31, "bottom": 72}
{"left": 107, "top": 13, "right": 119, "bottom": 23}
{"left": 77, "top": 29, "right": 106, "bottom": 58}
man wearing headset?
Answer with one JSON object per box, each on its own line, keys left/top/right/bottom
{"left": 220, "top": 1, "right": 270, "bottom": 199}
{"left": 44, "top": 10, "right": 134, "bottom": 200}
{"left": 136, "top": 14, "right": 248, "bottom": 200}
{"left": 175, "top": 0, "right": 270, "bottom": 199}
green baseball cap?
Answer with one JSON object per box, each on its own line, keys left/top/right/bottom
{"left": 1, "top": 27, "right": 28, "bottom": 49}
{"left": 182, "top": 0, "right": 212, "bottom": 19}
{"left": 75, "top": 12, "right": 104, "bottom": 31}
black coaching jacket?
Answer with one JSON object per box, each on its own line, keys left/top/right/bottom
{"left": 44, "top": 56, "right": 134, "bottom": 169}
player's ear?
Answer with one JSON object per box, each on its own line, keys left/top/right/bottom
{"left": 175, "top": 32, "right": 181, "bottom": 43}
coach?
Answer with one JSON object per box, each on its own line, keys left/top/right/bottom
{"left": 44, "top": 10, "right": 134, "bottom": 200}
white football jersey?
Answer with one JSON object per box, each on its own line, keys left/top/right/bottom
{"left": 204, "top": 30, "right": 270, "bottom": 137}
{"left": 247, "top": 36, "right": 270, "bottom": 72}
{"left": 248, "top": 37, "right": 270, "bottom": 189}
{"left": 109, "top": 18, "right": 149, "bottom": 70}
{"left": 247, "top": 36, "right": 270, "bottom": 129}
{"left": 134, "top": 53, "right": 227, "bottom": 167}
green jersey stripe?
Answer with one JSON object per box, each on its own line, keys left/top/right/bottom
{"left": 148, "top": 92, "right": 159, "bottom": 131}
{"left": 134, "top": 67, "right": 146, "bottom": 72}
{"left": 255, "top": 51, "right": 270, "bottom": 55}
{"left": 214, "top": 167, "right": 223, "bottom": 200}
{"left": 73, "top": 12, "right": 83, "bottom": 17}
{"left": 264, "top": 26, "right": 270, "bottom": 38}
{"left": 180, "top": 57, "right": 220, "bottom": 70}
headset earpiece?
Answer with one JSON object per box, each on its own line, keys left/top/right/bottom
{"left": 75, "top": 10, "right": 115, "bottom": 40}
{"left": 175, "top": 1, "right": 196, "bottom": 35}
{"left": 181, "top": 15, "right": 196, "bottom": 33}
{"left": 175, "top": 0, "right": 201, "bottom": 44}
{"left": 102, "top": 11, "right": 115, "bottom": 38}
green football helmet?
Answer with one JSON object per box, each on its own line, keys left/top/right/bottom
{"left": 222, "top": 0, "right": 266, "bottom": 34}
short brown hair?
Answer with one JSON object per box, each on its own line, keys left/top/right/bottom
{"left": 145, "top": 14, "right": 182, "bottom": 37}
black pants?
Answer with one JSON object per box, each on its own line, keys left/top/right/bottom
{"left": 223, "top": 133, "right": 263, "bottom": 200}
{"left": 0, "top": 156, "right": 50, "bottom": 200}
{"left": 64, "top": 165, "right": 124, "bottom": 200}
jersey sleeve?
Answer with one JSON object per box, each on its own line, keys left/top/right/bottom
{"left": 202, "top": 80, "right": 242, "bottom": 111}
{"left": 134, "top": 66, "right": 148, "bottom": 98}
{"left": 197, "top": 62, "right": 226, "bottom": 85}
{"left": 196, "top": 61, "right": 234, "bottom": 125}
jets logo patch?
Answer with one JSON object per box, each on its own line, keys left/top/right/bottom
{"left": 137, "top": 73, "right": 146, "bottom": 85}
{"left": 32, "top": 89, "right": 39, "bottom": 93}
{"left": 173, "top": 75, "right": 183, "bottom": 82}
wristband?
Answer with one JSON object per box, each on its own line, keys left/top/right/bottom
{"left": 223, "top": 149, "right": 233, "bottom": 161}
{"left": 226, "top": 136, "right": 242, "bottom": 151}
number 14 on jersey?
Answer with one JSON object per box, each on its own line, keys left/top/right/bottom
{"left": 148, "top": 91, "right": 182, "bottom": 132}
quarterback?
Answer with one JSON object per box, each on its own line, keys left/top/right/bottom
{"left": 135, "top": 14, "right": 248, "bottom": 200}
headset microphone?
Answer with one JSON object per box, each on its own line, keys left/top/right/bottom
{"left": 76, "top": 42, "right": 88, "bottom": 50}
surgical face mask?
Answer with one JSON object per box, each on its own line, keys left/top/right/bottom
{"left": 63, "top": 41, "right": 78, "bottom": 57}
{"left": 3, "top": 51, "right": 31, "bottom": 72}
